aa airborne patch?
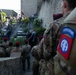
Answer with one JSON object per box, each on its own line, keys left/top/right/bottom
{"left": 58, "top": 27, "right": 75, "bottom": 60}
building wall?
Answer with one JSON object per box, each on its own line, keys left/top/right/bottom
{"left": 21, "top": 0, "right": 63, "bottom": 28}
{"left": 38, "top": 1, "right": 53, "bottom": 28}
{"left": 21, "top": 0, "right": 37, "bottom": 17}
{"left": 1, "top": 9, "right": 17, "bottom": 17}
{"left": 38, "top": 0, "right": 62, "bottom": 28}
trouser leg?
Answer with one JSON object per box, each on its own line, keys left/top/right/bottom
{"left": 27, "top": 56, "right": 30, "bottom": 70}
{"left": 22, "top": 59, "right": 26, "bottom": 71}
{"left": 32, "top": 62, "right": 39, "bottom": 75}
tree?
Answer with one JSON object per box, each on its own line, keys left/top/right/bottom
{"left": 0, "top": 11, "right": 7, "bottom": 23}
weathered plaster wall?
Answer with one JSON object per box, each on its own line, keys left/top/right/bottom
{"left": 38, "top": 1, "right": 53, "bottom": 28}
{"left": 0, "top": 57, "right": 22, "bottom": 75}
{"left": 38, "top": 0, "right": 63, "bottom": 28}
{"left": 21, "top": 0, "right": 37, "bottom": 17}
{"left": 21, "top": 0, "right": 63, "bottom": 28}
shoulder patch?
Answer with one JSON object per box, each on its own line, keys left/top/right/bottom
{"left": 57, "top": 27, "right": 75, "bottom": 60}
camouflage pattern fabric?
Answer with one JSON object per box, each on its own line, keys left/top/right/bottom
{"left": 22, "top": 44, "right": 31, "bottom": 58}
{"left": 6, "top": 47, "right": 14, "bottom": 57}
{"left": 21, "top": 44, "right": 31, "bottom": 71}
{"left": 11, "top": 47, "right": 22, "bottom": 52}
{"left": 39, "top": 12, "right": 70, "bottom": 75}
{"left": 31, "top": 45, "right": 40, "bottom": 59}
{"left": 1, "top": 41, "right": 9, "bottom": 49}
{"left": 31, "top": 45, "right": 41, "bottom": 75}
{"left": 39, "top": 59, "right": 55, "bottom": 75}
{"left": 0, "top": 47, "right": 5, "bottom": 57}
{"left": 54, "top": 55, "right": 67, "bottom": 75}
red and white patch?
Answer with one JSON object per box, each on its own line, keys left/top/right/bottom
{"left": 57, "top": 27, "right": 75, "bottom": 60}
{"left": 58, "top": 34, "right": 73, "bottom": 60}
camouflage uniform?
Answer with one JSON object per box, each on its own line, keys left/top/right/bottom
{"left": 53, "top": 55, "right": 67, "bottom": 75}
{"left": 6, "top": 46, "right": 14, "bottom": 57}
{"left": 31, "top": 37, "right": 44, "bottom": 75}
{"left": 11, "top": 46, "right": 22, "bottom": 52}
{"left": 55, "top": 8, "right": 76, "bottom": 75}
{"left": 0, "top": 47, "right": 5, "bottom": 57}
{"left": 21, "top": 44, "right": 31, "bottom": 71}
{"left": 31, "top": 45, "right": 40, "bottom": 75}
{"left": 39, "top": 12, "right": 70, "bottom": 75}
{"left": 1, "top": 41, "right": 9, "bottom": 49}
{"left": 1, "top": 41, "right": 9, "bottom": 56}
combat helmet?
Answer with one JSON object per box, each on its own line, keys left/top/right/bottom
{"left": 57, "top": 7, "right": 76, "bottom": 68}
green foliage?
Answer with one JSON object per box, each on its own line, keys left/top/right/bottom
{"left": 35, "top": 27, "right": 45, "bottom": 36}
{"left": 11, "top": 19, "right": 17, "bottom": 24}
{"left": 21, "top": 17, "right": 30, "bottom": 25}
{"left": 15, "top": 37, "right": 25, "bottom": 45}
{"left": 33, "top": 18, "right": 45, "bottom": 36}
{"left": 33, "top": 18, "right": 42, "bottom": 28}
{"left": 10, "top": 37, "right": 25, "bottom": 45}
{"left": 0, "top": 11, "right": 7, "bottom": 23}
{"left": 10, "top": 37, "right": 15, "bottom": 45}
{"left": 23, "top": 27, "right": 28, "bottom": 32}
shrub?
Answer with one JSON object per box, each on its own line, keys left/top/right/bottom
{"left": 0, "top": 11, "right": 7, "bottom": 23}
{"left": 21, "top": 17, "right": 30, "bottom": 25}
{"left": 33, "top": 18, "right": 42, "bottom": 28}
{"left": 35, "top": 27, "right": 45, "bottom": 37}
{"left": 11, "top": 19, "right": 17, "bottom": 24}
{"left": 15, "top": 37, "right": 25, "bottom": 45}
{"left": 23, "top": 28, "right": 28, "bottom": 32}
{"left": 10, "top": 37, "right": 15, "bottom": 45}
{"left": 10, "top": 37, "right": 25, "bottom": 45}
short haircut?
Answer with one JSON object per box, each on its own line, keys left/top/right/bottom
{"left": 66, "top": 0, "right": 76, "bottom": 9}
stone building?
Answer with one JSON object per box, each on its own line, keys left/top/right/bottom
{"left": 21, "top": 0, "right": 62, "bottom": 28}
{"left": 1, "top": 9, "right": 17, "bottom": 17}
{"left": 21, "top": 0, "right": 37, "bottom": 17}
{"left": 38, "top": 0, "right": 63, "bottom": 28}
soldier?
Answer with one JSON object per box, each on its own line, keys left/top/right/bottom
{"left": 0, "top": 47, "right": 5, "bottom": 57}
{"left": 31, "top": 36, "right": 43, "bottom": 75}
{"left": 39, "top": 14, "right": 64, "bottom": 75}
{"left": 0, "top": 37, "right": 9, "bottom": 56}
{"left": 11, "top": 42, "right": 22, "bottom": 52}
{"left": 6, "top": 42, "right": 14, "bottom": 57}
{"left": 39, "top": 0, "right": 76, "bottom": 75}
{"left": 55, "top": 7, "right": 76, "bottom": 75}
{"left": 1, "top": 37, "right": 9, "bottom": 48}
{"left": 21, "top": 40, "right": 31, "bottom": 71}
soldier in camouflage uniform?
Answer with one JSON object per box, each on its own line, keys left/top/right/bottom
{"left": 39, "top": 13, "right": 65, "bottom": 75}
{"left": 1, "top": 37, "right": 9, "bottom": 48}
{"left": 11, "top": 42, "right": 22, "bottom": 52}
{"left": 55, "top": 7, "right": 76, "bottom": 75}
{"left": 39, "top": 0, "right": 76, "bottom": 75}
{"left": 6, "top": 42, "right": 14, "bottom": 57}
{"left": 21, "top": 40, "right": 31, "bottom": 71}
{"left": 0, "top": 47, "right": 5, "bottom": 57}
{"left": 31, "top": 36, "right": 43, "bottom": 75}
{"left": 0, "top": 37, "right": 9, "bottom": 56}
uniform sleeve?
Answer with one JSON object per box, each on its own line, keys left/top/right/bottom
{"left": 42, "top": 21, "right": 60, "bottom": 60}
{"left": 43, "top": 22, "right": 55, "bottom": 53}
